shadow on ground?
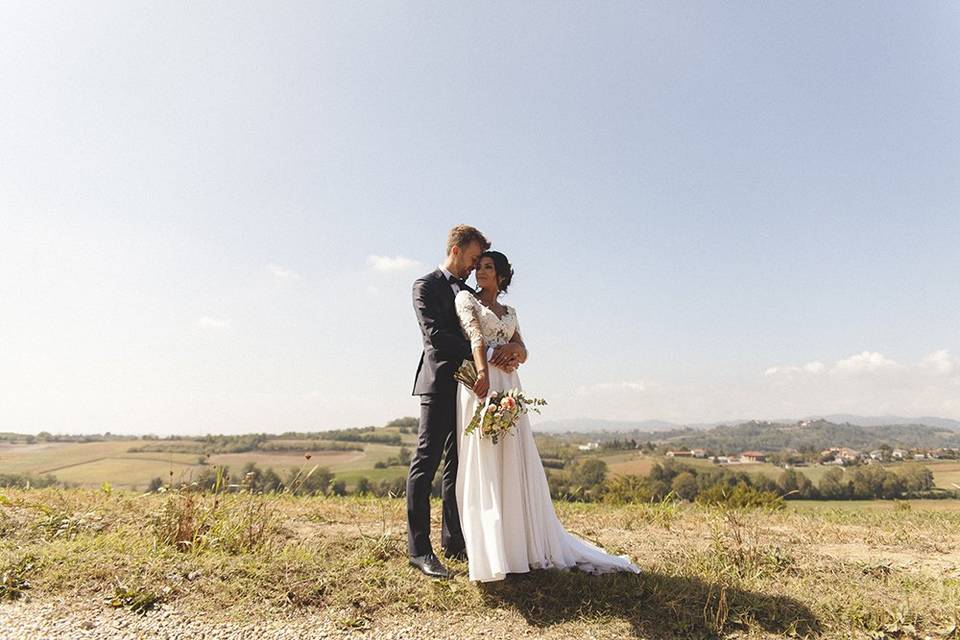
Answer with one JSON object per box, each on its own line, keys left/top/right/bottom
{"left": 478, "top": 569, "right": 821, "bottom": 639}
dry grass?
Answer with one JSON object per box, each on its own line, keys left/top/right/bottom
{"left": 1, "top": 488, "right": 958, "bottom": 638}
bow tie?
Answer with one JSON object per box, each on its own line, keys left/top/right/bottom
{"left": 448, "top": 275, "right": 470, "bottom": 290}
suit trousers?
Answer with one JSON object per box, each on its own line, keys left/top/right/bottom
{"left": 406, "top": 392, "right": 465, "bottom": 557}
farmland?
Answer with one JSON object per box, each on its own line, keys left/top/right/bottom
{"left": 3, "top": 430, "right": 960, "bottom": 496}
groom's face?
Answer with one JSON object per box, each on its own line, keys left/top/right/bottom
{"left": 454, "top": 241, "right": 484, "bottom": 278}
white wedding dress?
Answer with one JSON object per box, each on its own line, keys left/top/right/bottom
{"left": 454, "top": 290, "right": 641, "bottom": 582}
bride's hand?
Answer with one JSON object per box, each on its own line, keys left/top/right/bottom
{"left": 473, "top": 369, "right": 489, "bottom": 398}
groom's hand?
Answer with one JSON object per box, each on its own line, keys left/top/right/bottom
{"left": 490, "top": 344, "right": 523, "bottom": 370}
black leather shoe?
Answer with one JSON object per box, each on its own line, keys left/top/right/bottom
{"left": 443, "top": 548, "right": 468, "bottom": 562}
{"left": 409, "top": 553, "right": 451, "bottom": 579}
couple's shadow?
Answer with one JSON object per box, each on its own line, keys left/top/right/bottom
{"left": 477, "top": 568, "right": 820, "bottom": 639}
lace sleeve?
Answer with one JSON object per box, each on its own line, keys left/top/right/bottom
{"left": 455, "top": 291, "right": 485, "bottom": 349}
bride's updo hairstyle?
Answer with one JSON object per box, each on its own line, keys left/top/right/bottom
{"left": 482, "top": 250, "right": 514, "bottom": 294}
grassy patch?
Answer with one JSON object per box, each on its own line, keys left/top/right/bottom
{"left": 0, "top": 488, "right": 958, "bottom": 638}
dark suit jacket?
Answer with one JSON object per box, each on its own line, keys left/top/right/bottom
{"left": 412, "top": 269, "right": 473, "bottom": 396}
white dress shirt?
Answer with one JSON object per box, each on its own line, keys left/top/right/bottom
{"left": 438, "top": 265, "right": 461, "bottom": 296}
{"left": 441, "top": 265, "right": 495, "bottom": 361}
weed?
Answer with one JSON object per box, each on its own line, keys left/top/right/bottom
{"left": 151, "top": 488, "right": 283, "bottom": 554}
{"left": 109, "top": 578, "right": 165, "bottom": 614}
{"left": 0, "top": 555, "right": 35, "bottom": 601}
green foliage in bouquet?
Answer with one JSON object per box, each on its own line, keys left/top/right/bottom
{"left": 455, "top": 360, "right": 547, "bottom": 444}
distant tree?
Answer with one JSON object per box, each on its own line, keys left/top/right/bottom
{"left": 603, "top": 475, "right": 654, "bottom": 504}
{"left": 374, "top": 477, "right": 406, "bottom": 497}
{"left": 779, "top": 468, "right": 817, "bottom": 499}
{"left": 260, "top": 467, "right": 283, "bottom": 493}
{"left": 752, "top": 473, "right": 780, "bottom": 494}
{"left": 779, "top": 469, "right": 801, "bottom": 495}
{"left": 671, "top": 471, "right": 698, "bottom": 501}
{"left": 355, "top": 477, "right": 372, "bottom": 495}
{"left": 819, "top": 468, "right": 850, "bottom": 499}
{"left": 570, "top": 459, "right": 608, "bottom": 489}
{"left": 386, "top": 417, "right": 418, "bottom": 429}
{"left": 286, "top": 466, "right": 333, "bottom": 495}
{"left": 899, "top": 466, "right": 934, "bottom": 493}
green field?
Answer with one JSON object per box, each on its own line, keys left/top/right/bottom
{"left": 0, "top": 439, "right": 411, "bottom": 490}
{"left": 597, "top": 451, "right": 959, "bottom": 489}
{"left": 5, "top": 438, "right": 958, "bottom": 495}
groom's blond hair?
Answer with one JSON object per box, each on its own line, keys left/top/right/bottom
{"left": 446, "top": 225, "right": 490, "bottom": 254}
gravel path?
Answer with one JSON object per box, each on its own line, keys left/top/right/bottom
{"left": 0, "top": 597, "right": 597, "bottom": 640}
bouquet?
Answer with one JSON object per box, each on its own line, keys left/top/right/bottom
{"left": 454, "top": 360, "right": 547, "bottom": 444}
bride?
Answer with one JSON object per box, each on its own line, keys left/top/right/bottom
{"left": 454, "top": 250, "right": 641, "bottom": 583}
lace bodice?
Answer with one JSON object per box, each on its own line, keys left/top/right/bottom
{"left": 455, "top": 290, "right": 519, "bottom": 349}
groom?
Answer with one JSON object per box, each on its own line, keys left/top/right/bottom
{"left": 407, "top": 224, "right": 525, "bottom": 578}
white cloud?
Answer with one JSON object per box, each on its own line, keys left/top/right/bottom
{"left": 266, "top": 263, "right": 300, "bottom": 280}
{"left": 753, "top": 348, "right": 960, "bottom": 421}
{"left": 367, "top": 255, "right": 420, "bottom": 273}
{"left": 831, "top": 351, "right": 898, "bottom": 375}
{"left": 920, "top": 350, "right": 957, "bottom": 376}
{"left": 197, "top": 316, "right": 228, "bottom": 330}
{"left": 764, "top": 361, "right": 825, "bottom": 377}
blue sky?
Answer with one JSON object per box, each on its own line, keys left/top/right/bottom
{"left": 2, "top": 2, "right": 958, "bottom": 434}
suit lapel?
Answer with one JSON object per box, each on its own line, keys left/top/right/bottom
{"left": 433, "top": 269, "right": 455, "bottom": 304}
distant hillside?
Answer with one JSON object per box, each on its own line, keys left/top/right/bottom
{"left": 816, "top": 415, "right": 960, "bottom": 431}
{"left": 535, "top": 415, "right": 960, "bottom": 436}
{"left": 533, "top": 418, "right": 682, "bottom": 433}
{"left": 662, "top": 419, "right": 960, "bottom": 454}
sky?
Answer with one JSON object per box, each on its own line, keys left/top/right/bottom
{"left": 1, "top": 2, "right": 959, "bottom": 435}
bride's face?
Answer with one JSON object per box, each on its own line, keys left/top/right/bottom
{"left": 475, "top": 256, "right": 498, "bottom": 292}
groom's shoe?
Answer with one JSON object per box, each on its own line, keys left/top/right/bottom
{"left": 409, "top": 553, "right": 451, "bottom": 579}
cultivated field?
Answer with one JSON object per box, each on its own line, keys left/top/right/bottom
{"left": 598, "top": 451, "right": 960, "bottom": 489}
{"left": 4, "top": 439, "right": 958, "bottom": 499}
{"left": 1, "top": 489, "right": 958, "bottom": 639}
{"left": 0, "top": 440, "right": 412, "bottom": 490}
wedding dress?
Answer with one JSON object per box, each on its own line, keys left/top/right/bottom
{"left": 454, "top": 290, "right": 641, "bottom": 582}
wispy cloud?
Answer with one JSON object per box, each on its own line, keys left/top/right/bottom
{"left": 367, "top": 254, "right": 420, "bottom": 273}
{"left": 756, "top": 349, "right": 960, "bottom": 420}
{"left": 266, "top": 263, "right": 301, "bottom": 280}
{"left": 764, "top": 361, "right": 825, "bottom": 377}
{"left": 831, "top": 351, "right": 899, "bottom": 376}
{"left": 765, "top": 351, "right": 904, "bottom": 377}
{"left": 920, "top": 350, "right": 957, "bottom": 376}
{"left": 197, "top": 316, "right": 229, "bottom": 330}
{"left": 576, "top": 380, "right": 647, "bottom": 395}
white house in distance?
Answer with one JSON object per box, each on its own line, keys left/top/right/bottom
{"left": 578, "top": 442, "right": 600, "bottom": 452}
{"left": 821, "top": 447, "right": 863, "bottom": 465}
{"left": 739, "top": 451, "right": 767, "bottom": 463}
{"left": 665, "top": 449, "right": 707, "bottom": 458}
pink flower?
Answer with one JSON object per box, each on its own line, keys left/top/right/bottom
{"left": 500, "top": 396, "right": 517, "bottom": 411}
